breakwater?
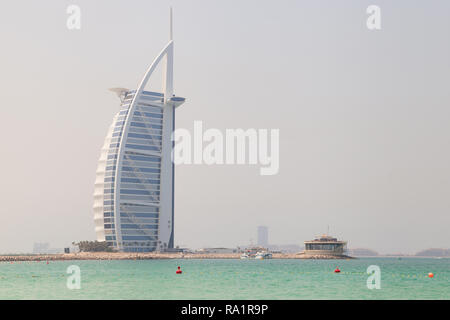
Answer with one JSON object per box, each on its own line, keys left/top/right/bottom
{"left": 0, "top": 252, "right": 354, "bottom": 261}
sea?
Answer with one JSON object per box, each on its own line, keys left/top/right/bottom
{"left": 0, "top": 258, "right": 448, "bottom": 299}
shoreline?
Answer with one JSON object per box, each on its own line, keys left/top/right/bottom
{"left": 0, "top": 252, "right": 355, "bottom": 262}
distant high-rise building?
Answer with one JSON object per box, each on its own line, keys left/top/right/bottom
{"left": 32, "top": 242, "right": 63, "bottom": 254}
{"left": 257, "top": 226, "right": 269, "bottom": 246}
{"left": 33, "top": 242, "right": 50, "bottom": 254}
{"left": 93, "top": 9, "right": 185, "bottom": 252}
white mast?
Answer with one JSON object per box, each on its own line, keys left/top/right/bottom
{"left": 170, "top": 6, "right": 173, "bottom": 41}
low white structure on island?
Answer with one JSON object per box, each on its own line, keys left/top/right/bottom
{"left": 301, "top": 234, "right": 350, "bottom": 258}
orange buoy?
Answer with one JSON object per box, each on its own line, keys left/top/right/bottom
{"left": 176, "top": 266, "right": 182, "bottom": 274}
{"left": 334, "top": 267, "right": 341, "bottom": 273}
{"left": 428, "top": 272, "right": 434, "bottom": 278}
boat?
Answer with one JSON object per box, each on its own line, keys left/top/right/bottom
{"left": 240, "top": 253, "right": 250, "bottom": 259}
{"left": 255, "top": 251, "right": 272, "bottom": 259}
{"left": 240, "top": 247, "right": 272, "bottom": 259}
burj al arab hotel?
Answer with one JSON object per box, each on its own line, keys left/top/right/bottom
{"left": 93, "top": 9, "right": 185, "bottom": 252}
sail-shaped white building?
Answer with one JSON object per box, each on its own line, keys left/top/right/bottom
{"left": 93, "top": 9, "right": 185, "bottom": 252}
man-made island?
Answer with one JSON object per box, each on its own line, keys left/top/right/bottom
{"left": 0, "top": 251, "right": 354, "bottom": 262}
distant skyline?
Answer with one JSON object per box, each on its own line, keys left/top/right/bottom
{"left": 0, "top": 1, "right": 449, "bottom": 254}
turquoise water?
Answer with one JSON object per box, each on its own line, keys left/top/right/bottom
{"left": 0, "top": 258, "right": 448, "bottom": 299}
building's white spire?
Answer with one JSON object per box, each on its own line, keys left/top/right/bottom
{"left": 132, "top": 8, "right": 174, "bottom": 103}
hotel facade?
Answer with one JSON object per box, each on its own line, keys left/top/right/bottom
{"left": 93, "top": 11, "right": 185, "bottom": 252}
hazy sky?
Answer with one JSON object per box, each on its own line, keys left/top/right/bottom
{"left": 0, "top": 1, "right": 449, "bottom": 254}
